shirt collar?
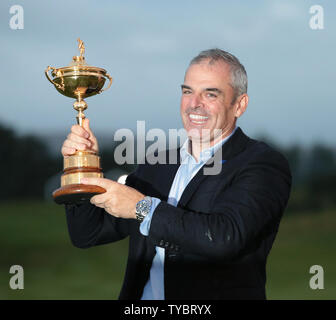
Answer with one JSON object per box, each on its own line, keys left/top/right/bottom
{"left": 180, "top": 126, "right": 238, "bottom": 163}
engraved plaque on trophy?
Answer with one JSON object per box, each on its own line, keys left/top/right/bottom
{"left": 45, "top": 39, "right": 112, "bottom": 204}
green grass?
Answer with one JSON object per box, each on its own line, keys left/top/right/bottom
{"left": 0, "top": 201, "right": 335, "bottom": 299}
{"left": 0, "top": 201, "right": 128, "bottom": 299}
{"left": 266, "top": 210, "right": 336, "bottom": 299}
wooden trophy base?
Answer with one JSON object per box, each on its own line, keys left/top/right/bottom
{"left": 53, "top": 151, "right": 105, "bottom": 205}
{"left": 53, "top": 184, "right": 106, "bottom": 205}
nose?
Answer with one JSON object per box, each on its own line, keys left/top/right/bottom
{"left": 190, "top": 93, "right": 204, "bottom": 109}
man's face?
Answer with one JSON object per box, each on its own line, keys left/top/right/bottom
{"left": 180, "top": 60, "right": 239, "bottom": 145}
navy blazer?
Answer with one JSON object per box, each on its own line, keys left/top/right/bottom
{"left": 65, "top": 127, "right": 292, "bottom": 300}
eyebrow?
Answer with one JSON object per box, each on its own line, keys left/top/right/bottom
{"left": 181, "top": 84, "right": 191, "bottom": 90}
{"left": 181, "top": 85, "right": 222, "bottom": 94}
{"left": 205, "top": 88, "right": 222, "bottom": 94}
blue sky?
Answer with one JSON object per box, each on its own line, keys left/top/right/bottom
{"left": 0, "top": 0, "right": 335, "bottom": 147}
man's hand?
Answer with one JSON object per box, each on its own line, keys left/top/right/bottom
{"left": 81, "top": 177, "right": 145, "bottom": 219}
{"left": 61, "top": 118, "right": 99, "bottom": 156}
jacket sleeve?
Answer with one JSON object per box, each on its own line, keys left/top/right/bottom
{"left": 65, "top": 168, "right": 141, "bottom": 249}
{"left": 147, "top": 149, "right": 292, "bottom": 261}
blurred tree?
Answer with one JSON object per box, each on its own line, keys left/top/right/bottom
{"left": 281, "top": 144, "right": 303, "bottom": 187}
{"left": 306, "top": 144, "right": 336, "bottom": 177}
{"left": 0, "top": 123, "right": 61, "bottom": 200}
{"left": 1, "top": 122, "right": 336, "bottom": 211}
{"left": 304, "top": 144, "right": 336, "bottom": 210}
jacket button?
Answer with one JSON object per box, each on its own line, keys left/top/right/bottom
{"left": 164, "top": 241, "right": 169, "bottom": 248}
{"left": 175, "top": 245, "right": 180, "bottom": 252}
{"left": 169, "top": 243, "right": 175, "bottom": 250}
{"left": 159, "top": 240, "right": 164, "bottom": 246}
{"left": 168, "top": 253, "right": 177, "bottom": 259}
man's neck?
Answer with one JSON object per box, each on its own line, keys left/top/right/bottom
{"left": 190, "top": 126, "right": 236, "bottom": 162}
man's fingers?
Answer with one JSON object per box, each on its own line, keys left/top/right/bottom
{"left": 71, "top": 123, "right": 90, "bottom": 139}
{"left": 90, "top": 196, "right": 118, "bottom": 217}
{"left": 81, "top": 177, "right": 114, "bottom": 190}
{"left": 81, "top": 119, "right": 99, "bottom": 153}
{"left": 67, "top": 132, "right": 92, "bottom": 147}
{"left": 61, "top": 146, "right": 76, "bottom": 156}
{"left": 63, "top": 139, "right": 87, "bottom": 151}
{"left": 82, "top": 118, "right": 94, "bottom": 136}
{"left": 90, "top": 193, "right": 107, "bottom": 206}
{"left": 90, "top": 193, "right": 114, "bottom": 206}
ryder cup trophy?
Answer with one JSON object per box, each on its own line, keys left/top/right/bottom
{"left": 45, "top": 38, "right": 112, "bottom": 204}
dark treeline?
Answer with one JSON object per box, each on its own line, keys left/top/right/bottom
{"left": 0, "top": 124, "right": 62, "bottom": 200}
{"left": 255, "top": 136, "right": 336, "bottom": 213}
{"left": 278, "top": 143, "right": 336, "bottom": 212}
{"left": 1, "top": 122, "right": 335, "bottom": 213}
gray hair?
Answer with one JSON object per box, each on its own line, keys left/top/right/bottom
{"left": 189, "top": 48, "right": 248, "bottom": 104}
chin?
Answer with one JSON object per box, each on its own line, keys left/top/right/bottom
{"left": 186, "top": 126, "right": 212, "bottom": 142}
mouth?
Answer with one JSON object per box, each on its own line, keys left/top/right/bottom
{"left": 188, "top": 113, "right": 209, "bottom": 125}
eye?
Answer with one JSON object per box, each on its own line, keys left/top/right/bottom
{"left": 206, "top": 92, "right": 217, "bottom": 98}
{"left": 182, "top": 89, "right": 192, "bottom": 95}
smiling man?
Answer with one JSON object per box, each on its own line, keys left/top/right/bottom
{"left": 64, "top": 49, "right": 292, "bottom": 300}
{"left": 180, "top": 55, "right": 248, "bottom": 161}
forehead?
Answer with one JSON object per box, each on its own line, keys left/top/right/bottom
{"left": 184, "top": 60, "right": 231, "bottom": 88}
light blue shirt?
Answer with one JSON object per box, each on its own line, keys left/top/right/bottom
{"left": 140, "top": 127, "right": 237, "bottom": 300}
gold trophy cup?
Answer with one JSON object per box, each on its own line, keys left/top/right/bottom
{"left": 45, "top": 39, "right": 112, "bottom": 204}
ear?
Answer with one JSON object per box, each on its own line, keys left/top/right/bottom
{"left": 234, "top": 94, "right": 249, "bottom": 118}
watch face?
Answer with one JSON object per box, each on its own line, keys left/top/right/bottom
{"left": 136, "top": 199, "right": 150, "bottom": 215}
{"left": 136, "top": 198, "right": 152, "bottom": 219}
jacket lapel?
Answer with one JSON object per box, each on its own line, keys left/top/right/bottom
{"left": 158, "top": 150, "right": 181, "bottom": 201}
{"left": 177, "top": 127, "right": 250, "bottom": 208}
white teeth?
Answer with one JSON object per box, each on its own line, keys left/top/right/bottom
{"left": 189, "top": 114, "right": 208, "bottom": 120}
{"left": 189, "top": 114, "right": 208, "bottom": 125}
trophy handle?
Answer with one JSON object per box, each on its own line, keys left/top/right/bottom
{"left": 45, "top": 66, "right": 65, "bottom": 91}
{"left": 99, "top": 73, "right": 113, "bottom": 93}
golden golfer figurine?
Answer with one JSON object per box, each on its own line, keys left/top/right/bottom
{"left": 45, "top": 39, "right": 112, "bottom": 204}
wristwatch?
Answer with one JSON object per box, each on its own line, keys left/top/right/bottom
{"left": 135, "top": 196, "right": 152, "bottom": 222}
